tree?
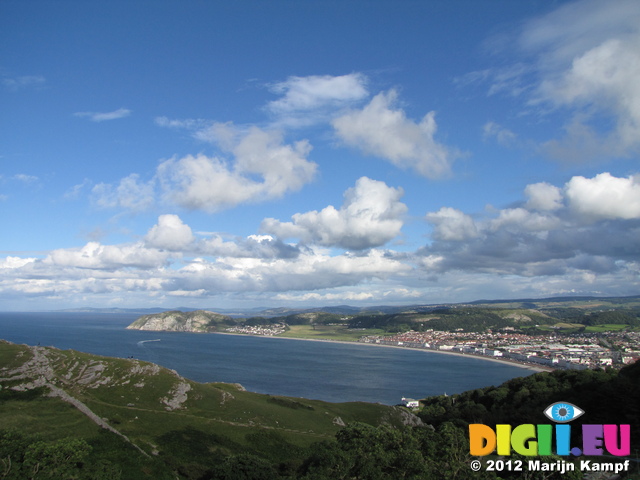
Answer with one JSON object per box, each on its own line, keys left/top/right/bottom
{"left": 23, "top": 438, "right": 91, "bottom": 479}
{"left": 212, "top": 454, "right": 277, "bottom": 480}
{"left": 0, "top": 429, "right": 31, "bottom": 479}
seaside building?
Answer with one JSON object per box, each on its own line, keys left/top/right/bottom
{"left": 401, "top": 398, "right": 420, "bottom": 408}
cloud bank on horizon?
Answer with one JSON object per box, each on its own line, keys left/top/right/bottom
{"left": 1, "top": 0, "right": 639, "bottom": 310}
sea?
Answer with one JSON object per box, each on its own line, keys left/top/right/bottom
{"left": 0, "top": 312, "right": 535, "bottom": 405}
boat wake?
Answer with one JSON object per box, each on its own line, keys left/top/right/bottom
{"left": 137, "top": 339, "right": 161, "bottom": 346}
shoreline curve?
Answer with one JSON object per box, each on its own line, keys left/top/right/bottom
{"left": 213, "top": 331, "right": 551, "bottom": 373}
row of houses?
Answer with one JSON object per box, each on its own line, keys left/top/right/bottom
{"left": 225, "top": 323, "right": 287, "bottom": 336}
{"left": 360, "top": 330, "right": 640, "bottom": 370}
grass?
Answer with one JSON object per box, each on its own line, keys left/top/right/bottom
{"left": 553, "top": 322, "right": 584, "bottom": 328}
{"left": 281, "top": 324, "right": 385, "bottom": 341}
{"left": 521, "top": 323, "right": 635, "bottom": 333}
{"left": 584, "top": 323, "right": 630, "bottom": 332}
{"left": 0, "top": 341, "right": 414, "bottom": 477}
{"left": 0, "top": 393, "right": 101, "bottom": 440}
{"left": 0, "top": 341, "right": 32, "bottom": 370}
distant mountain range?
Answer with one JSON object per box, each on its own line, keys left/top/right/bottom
{"left": 55, "top": 294, "right": 640, "bottom": 317}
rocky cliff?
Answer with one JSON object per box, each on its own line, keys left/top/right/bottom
{"left": 126, "top": 310, "right": 234, "bottom": 332}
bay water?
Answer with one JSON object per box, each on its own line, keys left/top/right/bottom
{"left": 0, "top": 312, "right": 534, "bottom": 405}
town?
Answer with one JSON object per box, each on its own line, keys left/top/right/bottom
{"left": 222, "top": 316, "right": 640, "bottom": 370}
{"left": 224, "top": 323, "right": 287, "bottom": 336}
{"left": 358, "top": 329, "right": 640, "bottom": 370}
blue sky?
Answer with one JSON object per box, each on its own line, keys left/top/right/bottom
{"left": 2, "top": 0, "right": 639, "bottom": 311}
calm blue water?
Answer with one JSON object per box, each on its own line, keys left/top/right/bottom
{"left": 0, "top": 312, "right": 533, "bottom": 405}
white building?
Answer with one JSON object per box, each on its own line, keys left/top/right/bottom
{"left": 401, "top": 397, "right": 420, "bottom": 408}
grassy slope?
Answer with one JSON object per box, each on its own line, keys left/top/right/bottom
{"left": 0, "top": 341, "right": 416, "bottom": 478}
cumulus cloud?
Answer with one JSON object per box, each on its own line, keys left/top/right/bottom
{"left": 420, "top": 172, "right": 640, "bottom": 280}
{"left": 0, "top": 256, "right": 37, "bottom": 269}
{"left": 171, "top": 248, "right": 410, "bottom": 294}
{"left": 144, "top": 215, "right": 195, "bottom": 251}
{"left": 261, "top": 177, "right": 407, "bottom": 249}
{"left": 95, "top": 125, "right": 316, "bottom": 213}
{"left": 332, "top": 90, "right": 457, "bottom": 178}
{"left": 426, "top": 207, "right": 478, "bottom": 241}
{"left": 525, "top": 182, "right": 564, "bottom": 211}
{"left": 44, "top": 242, "right": 170, "bottom": 270}
{"left": 565, "top": 172, "right": 640, "bottom": 220}
{"left": 2, "top": 169, "right": 639, "bottom": 307}
{"left": 0, "top": 238, "right": 409, "bottom": 305}
{"left": 198, "top": 234, "right": 300, "bottom": 259}
{"left": 74, "top": 108, "right": 131, "bottom": 122}
{"left": 157, "top": 126, "right": 316, "bottom": 212}
{"left": 489, "top": 208, "right": 562, "bottom": 233}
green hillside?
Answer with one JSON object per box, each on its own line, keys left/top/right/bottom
{"left": 2, "top": 340, "right": 639, "bottom": 479}
{"left": 0, "top": 340, "right": 420, "bottom": 479}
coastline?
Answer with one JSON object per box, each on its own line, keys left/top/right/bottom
{"left": 213, "top": 330, "right": 550, "bottom": 373}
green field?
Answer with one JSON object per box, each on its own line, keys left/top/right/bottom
{"left": 280, "top": 324, "right": 386, "bottom": 341}
{"left": 584, "top": 323, "right": 631, "bottom": 332}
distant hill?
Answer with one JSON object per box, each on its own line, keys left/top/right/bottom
{"left": 55, "top": 294, "right": 640, "bottom": 318}
{"left": 126, "top": 310, "right": 237, "bottom": 332}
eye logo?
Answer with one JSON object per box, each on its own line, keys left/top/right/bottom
{"left": 543, "top": 402, "right": 584, "bottom": 423}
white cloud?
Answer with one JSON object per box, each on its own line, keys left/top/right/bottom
{"left": 198, "top": 234, "right": 300, "bottom": 259}
{"left": 45, "top": 242, "right": 170, "bottom": 270}
{"left": 519, "top": 0, "right": 640, "bottom": 67}
{"left": 90, "top": 124, "right": 316, "bottom": 214}
{"left": 154, "top": 116, "right": 207, "bottom": 130}
{"left": 491, "top": 0, "right": 640, "bottom": 162}
{"left": 261, "top": 177, "right": 407, "bottom": 249}
{"left": 2, "top": 169, "right": 638, "bottom": 308}
{"left": 266, "top": 73, "right": 369, "bottom": 126}
{"left": 74, "top": 108, "right": 131, "bottom": 122}
{"left": 64, "top": 178, "right": 92, "bottom": 200}
{"left": 483, "top": 121, "right": 518, "bottom": 147}
{"left": 467, "top": 0, "right": 640, "bottom": 162}
{"left": 274, "top": 291, "right": 375, "bottom": 302}
{"left": 489, "top": 208, "right": 561, "bottom": 232}
{"left": 178, "top": 248, "right": 410, "bottom": 293}
{"left": 565, "top": 172, "right": 640, "bottom": 220}
{"left": 268, "top": 73, "right": 368, "bottom": 112}
{"left": 13, "top": 174, "right": 39, "bottom": 183}
{"left": 419, "top": 172, "right": 640, "bottom": 281}
{"left": 91, "top": 174, "right": 155, "bottom": 211}
{"left": 0, "top": 256, "right": 37, "bottom": 269}
{"left": 332, "top": 90, "right": 457, "bottom": 178}
{"left": 539, "top": 35, "right": 640, "bottom": 160}
{"left": 524, "top": 182, "right": 564, "bottom": 211}
{"left": 2, "top": 75, "right": 45, "bottom": 91}
{"left": 425, "top": 207, "right": 478, "bottom": 241}
{"left": 157, "top": 126, "right": 316, "bottom": 212}
{"left": 144, "top": 215, "right": 195, "bottom": 251}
